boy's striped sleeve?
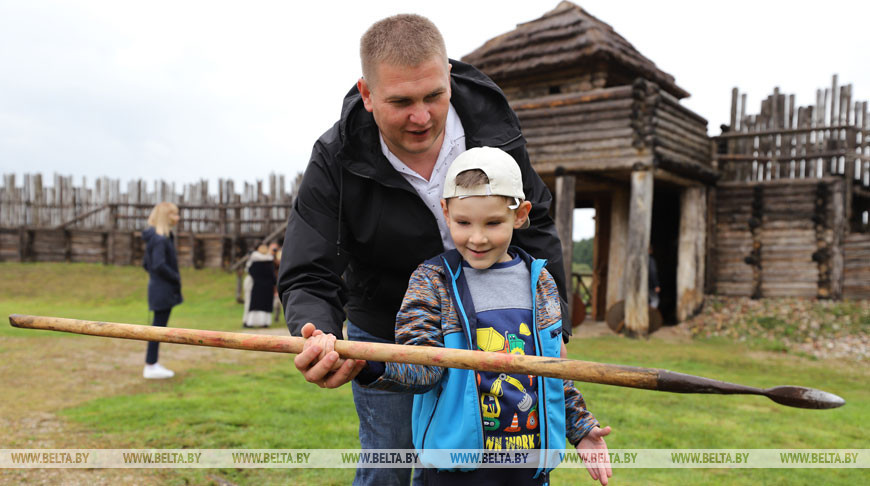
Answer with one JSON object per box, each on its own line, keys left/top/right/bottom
{"left": 358, "top": 264, "right": 446, "bottom": 393}
{"left": 565, "top": 380, "right": 600, "bottom": 446}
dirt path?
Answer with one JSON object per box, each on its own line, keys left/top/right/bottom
{"left": 0, "top": 328, "right": 288, "bottom": 485}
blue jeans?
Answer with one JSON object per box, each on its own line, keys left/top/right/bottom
{"left": 347, "top": 322, "right": 423, "bottom": 486}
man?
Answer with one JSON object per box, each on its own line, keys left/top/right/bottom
{"left": 278, "top": 14, "right": 570, "bottom": 485}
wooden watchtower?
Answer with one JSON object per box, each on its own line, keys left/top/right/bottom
{"left": 463, "top": 1, "right": 716, "bottom": 335}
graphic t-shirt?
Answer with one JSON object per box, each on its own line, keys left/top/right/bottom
{"left": 464, "top": 255, "right": 539, "bottom": 450}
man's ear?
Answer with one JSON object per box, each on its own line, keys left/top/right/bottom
{"left": 447, "top": 63, "right": 453, "bottom": 99}
{"left": 358, "top": 77, "right": 374, "bottom": 113}
{"left": 514, "top": 200, "right": 532, "bottom": 229}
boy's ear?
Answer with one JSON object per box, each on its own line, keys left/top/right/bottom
{"left": 440, "top": 199, "right": 449, "bottom": 220}
{"left": 514, "top": 200, "right": 532, "bottom": 229}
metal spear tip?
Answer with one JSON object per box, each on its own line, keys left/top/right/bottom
{"left": 765, "top": 386, "right": 846, "bottom": 409}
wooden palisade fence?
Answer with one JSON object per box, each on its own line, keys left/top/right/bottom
{"left": 0, "top": 173, "right": 300, "bottom": 269}
{"left": 713, "top": 75, "right": 870, "bottom": 300}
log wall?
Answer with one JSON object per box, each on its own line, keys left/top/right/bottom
{"left": 843, "top": 233, "right": 870, "bottom": 299}
{"left": 511, "top": 80, "right": 711, "bottom": 180}
{"left": 0, "top": 227, "right": 264, "bottom": 269}
{"left": 713, "top": 178, "right": 848, "bottom": 298}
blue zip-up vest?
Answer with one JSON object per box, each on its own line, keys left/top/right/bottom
{"left": 411, "top": 247, "right": 566, "bottom": 477}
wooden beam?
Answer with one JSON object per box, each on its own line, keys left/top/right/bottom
{"left": 652, "top": 168, "right": 702, "bottom": 188}
{"left": 706, "top": 185, "right": 718, "bottom": 294}
{"left": 677, "top": 186, "right": 706, "bottom": 321}
{"left": 533, "top": 156, "right": 643, "bottom": 176}
{"left": 593, "top": 196, "right": 611, "bottom": 321}
{"left": 511, "top": 85, "right": 634, "bottom": 111}
{"left": 829, "top": 180, "right": 845, "bottom": 299}
{"left": 606, "top": 187, "right": 629, "bottom": 313}
{"left": 730, "top": 88, "right": 738, "bottom": 130}
{"left": 653, "top": 147, "right": 720, "bottom": 183}
{"left": 555, "top": 173, "right": 576, "bottom": 319}
{"left": 624, "top": 168, "right": 653, "bottom": 337}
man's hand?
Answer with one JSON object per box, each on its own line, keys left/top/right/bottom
{"left": 293, "top": 323, "right": 366, "bottom": 388}
{"left": 577, "top": 425, "right": 612, "bottom": 485}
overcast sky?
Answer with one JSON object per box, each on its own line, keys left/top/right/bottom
{"left": 1, "top": 0, "right": 868, "bottom": 238}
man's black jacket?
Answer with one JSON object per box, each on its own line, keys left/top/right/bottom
{"left": 278, "top": 59, "right": 569, "bottom": 341}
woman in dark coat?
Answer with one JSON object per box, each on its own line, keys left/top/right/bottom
{"left": 243, "top": 245, "right": 276, "bottom": 328}
{"left": 141, "top": 202, "right": 182, "bottom": 379}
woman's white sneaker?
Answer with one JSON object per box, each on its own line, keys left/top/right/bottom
{"left": 143, "top": 363, "right": 175, "bottom": 379}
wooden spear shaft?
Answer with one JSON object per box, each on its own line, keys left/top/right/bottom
{"left": 8, "top": 314, "right": 845, "bottom": 410}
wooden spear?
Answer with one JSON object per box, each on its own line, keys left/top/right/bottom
{"left": 8, "top": 314, "right": 845, "bottom": 410}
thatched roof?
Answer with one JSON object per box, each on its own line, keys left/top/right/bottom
{"left": 462, "top": 1, "right": 689, "bottom": 99}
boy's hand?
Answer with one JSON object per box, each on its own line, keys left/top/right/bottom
{"left": 294, "top": 323, "right": 366, "bottom": 388}
{"left": 576, "top": 425, "right": 612, "bottom": 485}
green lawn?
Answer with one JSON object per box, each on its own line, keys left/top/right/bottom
{"left": 1, "top": 262, "right": 245, "bottom": 336}
{"left": 2, "top": 262, "right": 867, "bottom": 485}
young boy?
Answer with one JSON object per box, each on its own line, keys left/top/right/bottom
{"left": 336, "top": 147, "right": 611, "bottom": 485}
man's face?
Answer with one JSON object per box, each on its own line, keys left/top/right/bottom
{"left": 441, "top": 196, "right": 529, "bottom": 270}
{"left": 358, "top": 57, "right": 451, "bottom": 163}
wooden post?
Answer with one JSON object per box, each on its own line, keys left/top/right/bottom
{"left": 555, "top": 171, "right": 576, "bottom": 319}
{"left": 32, "top": 174, "right": 43, "bottom": 227}
{"left": 18, "top": 227, "right": 27, "bottom": 262}
{"left": 64, "top": 230, "right": 72, "bottom": 262}
{"left": 829, "top": 180, "right": 845, "bottom": 300}
{"left": 102, "top": 232, "right": 109, "bottom": 265}
{"left": 593, "top": 196, "right": 611, "bottom": 321}
{"left": 729, "top": 88, "right": 738, "bottom": 130}
{"left": 189, "top": 232, "right": 196, "bottom": 268}
{"left": 749, "top": 186, "right": 763, "bottom": 299}
{"left": 606, "top": 187, "right": 629, "bottom": 312}
{"left": 729, "top": 88, "right": 738, "bottom": 153}
{"left": 106, "top": 204, "right": 117, "bottom": 265}
{"left": 219, "top": 190, "right": 227, "bottom": 236}
{"left": 844, "top": 128, "right": 856, "bottom": 225}
{"left": 129, "top": 229, "right": 137, "bottom": 266}
{"left": 234, "top": 194, "right": 242, "bottom": 261}
{"left": 677, "top": 186, "right": 706, "bottom": 321}
{"left": 624, "top": 166, "right": 653, "bottom": 337}
{"left": 705, "top": 183, "right": 718, "bottom": 295}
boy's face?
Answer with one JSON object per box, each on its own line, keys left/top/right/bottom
{"left": 441, "top": 196, "right": 531, "bottom": 270}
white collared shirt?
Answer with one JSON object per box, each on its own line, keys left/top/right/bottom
{"left": 379, "top": 103, "right": 465, "bottom": 250}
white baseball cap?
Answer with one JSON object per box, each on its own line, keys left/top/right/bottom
{"left": 442, "top": 146, "right": 525, "bottom": 205}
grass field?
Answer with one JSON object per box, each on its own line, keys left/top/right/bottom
{"left": 1, "top": 262, "right": 867, "bottom": 485}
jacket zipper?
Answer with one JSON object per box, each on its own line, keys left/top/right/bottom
{"left": 445, "top": 257, "right": 487, "bottom": 452}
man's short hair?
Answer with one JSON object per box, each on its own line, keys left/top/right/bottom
{"left": 360, "top": 14, "right": 448, "bottom": 86}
